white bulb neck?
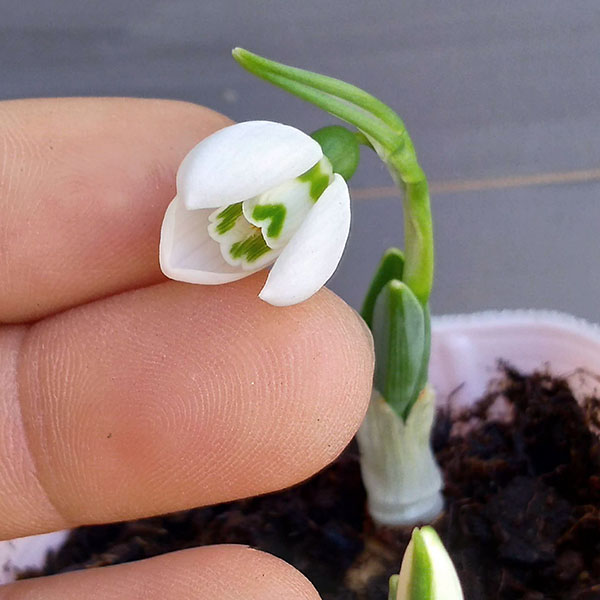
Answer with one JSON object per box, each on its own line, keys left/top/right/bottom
{"left": 356, "top": 386, "right": 444, "bottom": 527}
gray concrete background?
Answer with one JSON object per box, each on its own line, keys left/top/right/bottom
{"left": 2, "top": 0, "right": 600, "bottom": 319}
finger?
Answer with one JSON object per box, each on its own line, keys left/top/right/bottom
{"left": 0, "top": 545, "right": 320, "bottom": 600}
{"left": 0, "top": 98, "right": 231, "bottom": 323}
{"left": 1, "top": 275, "right": 373, "bottom": 539}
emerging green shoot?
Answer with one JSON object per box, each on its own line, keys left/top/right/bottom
{"left": 364, "top": 250, "right": 431, "bottom": 420}
{"left": 394, "top": 527, "right": 464, "bottom": 600}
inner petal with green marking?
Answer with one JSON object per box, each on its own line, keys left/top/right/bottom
{"left": 243, "top": 157, "right": 333, "bottom": 249}
{"left": 208, "top": 202, "right": 278, "bottom": 270}
{"left": 207, "top": 157, "right": 333, "bottom": 269}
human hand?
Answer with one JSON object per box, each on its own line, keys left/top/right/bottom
{"left": 0, "top": 98, "right": 374, "bottom": 599}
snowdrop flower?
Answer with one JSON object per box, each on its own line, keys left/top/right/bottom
{"left": 160, "top": 120, "right": 351, "bottom": 306}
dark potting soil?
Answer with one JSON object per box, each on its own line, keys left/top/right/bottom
{"left": 21, "top": 367, "right": 600, "bottom": 599}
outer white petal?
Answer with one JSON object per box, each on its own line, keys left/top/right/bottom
{"left": 160, "top": 195, "right": 257, "bottom": 284}
{"left": 178, "top": 121, "right": 323, "bottom": 210}
{"left": 259, "top": 174, "right": 351, "bottom": 306}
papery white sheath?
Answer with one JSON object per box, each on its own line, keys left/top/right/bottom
{"left": 160, "top": 120, "right": 351, "bottom": 306}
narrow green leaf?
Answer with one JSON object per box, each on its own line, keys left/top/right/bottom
{"left": 233, "top": 47, "right": 406, "bottom": 134}
{"left": 372, "top": 279, "right": 426, "bottom": 420}
{"left": 361, "top": 248, "right": 405, "bottom": 329}
{"left": 413, "top": 304, "right": 431, "bottom": 396}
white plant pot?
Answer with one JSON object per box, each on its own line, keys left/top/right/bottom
{"left": 2, "top": 310, "right": 600, "bottom": 585}
{"left": 430, "top": 310, "right": 600, "bottom": 408}
{"left": 0, "top": 530, "right": 68, "bottom": 585}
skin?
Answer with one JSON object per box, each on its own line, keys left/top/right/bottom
{"left": 0, "top": 98, "right": 374, "bottom": 599}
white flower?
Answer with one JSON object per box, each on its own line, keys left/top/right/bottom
{"left": 159, "top": 120, "right": 351, "bottom": 306}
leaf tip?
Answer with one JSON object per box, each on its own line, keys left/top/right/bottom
{"left": 231, "top": 46, "right": 249, "bottom": 63}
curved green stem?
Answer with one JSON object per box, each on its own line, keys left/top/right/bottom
{"left": 397, "top": 175, "right": 434, "bottom": 306}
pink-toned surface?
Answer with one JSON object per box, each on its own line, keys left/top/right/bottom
{"left": 0, "top": 545, "right": 320, "bottom": 600}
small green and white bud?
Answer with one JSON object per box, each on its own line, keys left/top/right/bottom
{"left": 394, "top": 526, "right": 463, "bottom": 600}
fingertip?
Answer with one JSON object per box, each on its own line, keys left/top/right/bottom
{"left": 8, "top": 276, "right": 374, "bottom": 535}
{"left": 197, "top": 546, "right": 322, "bottom": 600}
{"left": 300, "top": 286, "right": 375, "bottom": 458}
{"left": 0, "top": 97, "right": 232, "bottom": 323}
{"left": 0, "top": 545, "right": 322, "bottom": 600}
{"left": 209, "top": 275, "right": 375, "bottom": 471}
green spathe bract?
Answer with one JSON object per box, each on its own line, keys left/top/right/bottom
{"left": 233, "top": 47, "right": 404, "bottom": 149}
{"left": 311, "top": 125, "right": 361, "bottom": 181}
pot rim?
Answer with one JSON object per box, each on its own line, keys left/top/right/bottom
{"left": 430, "top": 309, "right": 600, "bottom": 410}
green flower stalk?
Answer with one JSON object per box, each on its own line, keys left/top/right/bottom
{"left": 234, "top": 48, "right": 442, "bottom": 525}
